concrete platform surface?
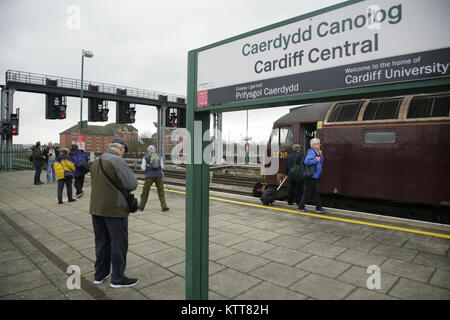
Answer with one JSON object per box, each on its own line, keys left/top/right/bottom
{"left": 0, "top": 170, "right": 449, "bottom": 300}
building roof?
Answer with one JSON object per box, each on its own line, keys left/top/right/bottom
{"left": 60, "top": 123, "right": 138, "bottom": 135}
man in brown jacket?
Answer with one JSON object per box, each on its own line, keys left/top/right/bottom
{"left": 89, "top": 137, "right": 139, "bottom": 288}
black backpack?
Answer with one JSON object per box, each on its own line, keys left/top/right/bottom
{"left": 288, "top": 153, "right": 302, "bottom": 183}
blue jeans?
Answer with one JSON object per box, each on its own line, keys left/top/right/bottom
{"left": 46, "top": 161, "right": 56, "bottom": 182}
{"left": 34, "top": 167, "right": 42, "bottom": 184}
{"left": 57, "top": 178, "right": 73, "bottom": 203}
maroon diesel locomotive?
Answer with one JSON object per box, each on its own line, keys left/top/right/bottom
{"left": 264, "top": 91, "right": 450, "bottom": 222}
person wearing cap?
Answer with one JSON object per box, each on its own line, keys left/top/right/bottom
{"left": 138, "top": 145, "right": 169, "bottom": 212}
{"left": 89, "top": 137, "right": 139, "bottom": 288}
{"left": 285, "top": 144, "right": 304, "bottom": 205}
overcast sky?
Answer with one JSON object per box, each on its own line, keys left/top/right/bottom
{"left": 0, "top": 0, "right": 342, "bottom": 145}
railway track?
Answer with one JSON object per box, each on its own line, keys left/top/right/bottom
{"left": 131, "top": 168, "right": 260, "bottom": 197}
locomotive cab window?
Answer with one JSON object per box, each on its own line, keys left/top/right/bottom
{"left": 270, "top": 128, "right": 279, "bottom": 145}
{"left": 279, "top": 127, "right": 293, "bottom": 147}
{"left": 364, "top": 131, "right": 397, "bottom": 144}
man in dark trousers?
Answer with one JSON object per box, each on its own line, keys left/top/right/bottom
{"left": 298, "top": 138, "right": 327, "bottom": 213}
{"left": 89, "top": 137, "right": 139, "bottom": 288}
{"left": 31, "top": 141, "right": 45, "bottom": 185}
{"left": 70, "top": 144, "right": 90, "bottom": 198}
{"left": 285, "top": 144, "right": 303, "bottom": 205}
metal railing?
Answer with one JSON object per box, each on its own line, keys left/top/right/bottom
{"left": 0, "top": 147, "right": 34, "bottom": 172}
{"left": 6, "top": 70, "right": 186, "bottom": 103}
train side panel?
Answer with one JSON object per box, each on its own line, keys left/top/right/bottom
{"left": 318, "top": 122, "right": 450, "bottom": 206}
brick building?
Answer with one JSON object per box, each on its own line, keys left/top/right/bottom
{"left": 60, "top": 123, "right": 138, "bottom": 153}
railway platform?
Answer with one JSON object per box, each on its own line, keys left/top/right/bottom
{"left": 0, "top": 170, "right": 449, "bottom": 300}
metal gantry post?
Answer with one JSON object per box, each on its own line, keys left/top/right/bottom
{"left": 185, "top": 50, "right": 210, "bottom": 300}
{"left": 161, "top": 102, "right": 167, "bottom": 162}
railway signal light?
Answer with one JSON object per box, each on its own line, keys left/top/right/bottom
{"left": 165, "top": 107, "right": 186, "bottom": 128}
{"left": 45, "top": 94, "right": 67, "bottom": 120}
{"left": 88, "top": 98, "right": 109, "bottom": 122}
{"left": 1, "top": 123, "right": 12, "bottom": 136}
{"left": 116, "top": 102, "right": 136, "bottom": 124}
{"left": 102, "top": 109, "right": 109, "bottom": 121}
{"left": 10, "top": 109, "right": 19, "bottom": 135}
{"left": 59, "top": 105, "right": 67, "bottom": 119}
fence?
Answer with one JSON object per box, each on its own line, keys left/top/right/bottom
{"left": 0, "top": 147, "right": 34, "bottom": 172}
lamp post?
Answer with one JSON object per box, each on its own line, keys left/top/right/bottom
{"left": 80, "top": 49, "right": 94, "bottom": 133}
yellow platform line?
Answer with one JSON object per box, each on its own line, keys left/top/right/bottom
{"left": 143, "top": 183, "right": 450, "bottom": 240}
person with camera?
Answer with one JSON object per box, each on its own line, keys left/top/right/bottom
{"left": 43, "top": 141, "right": 59, "bottom": 183}
{"left": 89, "top": 137, "right": 139, "bottom": 288}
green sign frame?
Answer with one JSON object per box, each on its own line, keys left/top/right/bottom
{"left": 185, "top": 0, "right": 450, "bottom": 300}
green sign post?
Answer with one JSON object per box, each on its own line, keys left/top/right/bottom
{"left": 185, "top": 0, "right": 450, "bottom": 299}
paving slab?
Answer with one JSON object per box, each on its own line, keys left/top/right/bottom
{"left": 402, "top": 238, "right": 449, "bottom": 256}
{"left": 260, "top": 247, "right": 310, "bottom": 266}
{"left": 345, "top": 288, "right": 398, "bottom": 300}
{"left": 429, "top": 269, "right": 450, "bottom": 290}
{"left": 336, "top": 249, "right": 388, "bottom": 268}
{"left": 295, "top": 255, "right": 351, "bottom": 279}
{"left": 380, "top": 258, "right": 436, "bottom": 283}
{"left": 389, "top": 278, "right": 450, "bottom": 300}
{"left": 235, "top": 282, "right": 308, "bottom": 300}
{"left": 209, "top": 268, "right": 262, "bottom": 299}
{"left": 412, "top": 252, "right": 450, "bottom": 272}
{"left": 230, "top": 239, "right": 277, "bottom": 256}
{"left": 289, "top": 273, "right": 355, "bottom": 300}
{"left": 334, "top": 237, "right": 379, "bottom": 253}
{"left": 370, "top": 243, "right": 419, "bottom": 262}
{"left": 216, "top": 252, "right": 270, "bottom": 273}
{"left": 337, "top": 265, "right": 399, "bottom": 294}
{"left": 299, "top": 241, "right": 347, "bottom": 259}
{"left": 250, "top": 262, "right": 309, "bottom": 288}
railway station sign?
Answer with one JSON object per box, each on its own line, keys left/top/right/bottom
{"left": 194, "top": 0, "right": 450, "bottom": 110}
{"left": 185, "top": 0, "right": 450, "bottom": 301}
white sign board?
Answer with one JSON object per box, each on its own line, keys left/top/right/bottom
{"left": 196, "top": 0, "right": 450, "bottom": 108}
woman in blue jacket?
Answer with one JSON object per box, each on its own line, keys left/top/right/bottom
{"left": 298, "top": 138, "right": 328, "bottom": 213}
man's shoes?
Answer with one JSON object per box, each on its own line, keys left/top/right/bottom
{"left": 110, "top": 277, "right": 139, "bottom": 288}
{"left": 298, "top": 208, "right": 310, "bottom": 213}
{"left": 39, "top": 182, "right": 44, "bottom": 185}
{"left": 76, "top": 192, "right": 84, "bottom": 199}
{"left": 68, "top": 198, "right": 77, "bottom": 202}
{"left": 94, "top": 273, "right": 111, "bottom": 285}
{"left": 316, "top": 208, "right": 328, "bottom": 213}
{"left": 58, "top": 201, "right": 63, "bottom": 204}
{"left": 162, "top": 207, "right": 169, "bottom": 212}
